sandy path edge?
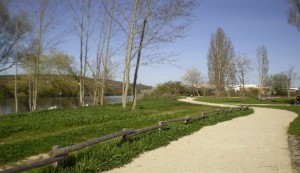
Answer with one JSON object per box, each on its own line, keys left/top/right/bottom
{"left": 104, "top": 97, "right": 297, "bottom": 173}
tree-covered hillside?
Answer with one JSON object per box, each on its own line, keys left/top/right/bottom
{"left": 0, "top": 74, "right": 151, "bottom": 98}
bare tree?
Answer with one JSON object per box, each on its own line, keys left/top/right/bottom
{"left": 0, "top": 1, "right": 31, "bottom": 72}
{"left": 128, "top": 0, "right": 197, "bottom": 110}
{"left": 207, "top": 27, "right": 235, "bottom": 97}
{"left": 287, "top": 0, "right": 300, "bottom": 31}
{"left": 92, "top": 8, "right": 106, "bottom": 106}
{"left": 131, "top": 0, "right": 150, "bottom": 110}
{"left": 285, "top": 65, "right": 298, "bottom": 98}
{"left": 23, "top": 0, "right": 63, "bottom": 111}
{"left": 66, "top": 0, "right": 93, "bottom": 106}
{"left": 182, "top": 67, "right": 202, "bottom": 96}
{"left": 122, "top": 0, "right": 139, "bottom": 110}
{"left": 235, "top": 53, "right": 252, "bottom": 99}
{"left": 256, "top": 45, "right": 269, "bottom": 99}
{"left": 100, "top": 0, "right": 115, "bottom": 106}
{"left": 224, "top": 56, "right": 236, "bottom": 97}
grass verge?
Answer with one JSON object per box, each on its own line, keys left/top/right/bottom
{"left": 0, "top": 97, "right": 253, "bottom": 172}
{"left": 195, "top": 96, "right": 291, "bottom": 105}
{"left": 194, "top": 96, "right": 299, "bottom": 135}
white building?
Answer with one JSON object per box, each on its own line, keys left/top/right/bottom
{"left": 233, "top": 84, "right": 258, "bottom": 91}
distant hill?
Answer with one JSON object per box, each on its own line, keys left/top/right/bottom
{"left": 0, "top": 74, "right": 152, "bottom": 98}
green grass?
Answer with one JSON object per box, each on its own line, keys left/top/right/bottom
{"left": 0, "top": 97, "right": 253, "bottom": 172}
{"left": 195, "top": 96, "right": 292, "bottom": 105}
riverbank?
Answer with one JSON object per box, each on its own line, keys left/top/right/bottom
{"left": 0, "top": 97, "right": 253, "bottom": 172}
{"left": 0, "top": 95, "right": 133, "bottom": 115}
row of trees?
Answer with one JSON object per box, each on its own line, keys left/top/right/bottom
{"left": 0, "top": 0, "right": 197, "bottom": 113}
{"left": 181, "top": 27, "right": 298, "bottom": 99}
{"left": 151, "top": 0, "right": 300, "bottom": 99}
{"left": 180, "top": 0, "right": 300, "bottom": 99}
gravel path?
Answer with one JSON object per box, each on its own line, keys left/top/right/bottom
{"left": 105, "top": 97, "right": 297, "bottom": 173}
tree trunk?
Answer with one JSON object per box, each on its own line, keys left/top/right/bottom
{"left": 101, "top": 0, "right": 115, "bottom": 106}
{"left": 132, "top": 0, "right": 149, "bottom": 111}
{"left": 122, "top": 0, "right": 139, "bottom": 110}
{"left": 82, "top": 0, "right": 91, "bottom": 107}
{"left": 14, "top": 61, "right": 18, "bottom": 113}
{"left": 28, "top": 79, "right": 32, "bottom": 111}
{"left": 79, "top": 2, "right": 85, "bottom": 107}
{"left": 287, "top": 81, "right": 291, "bottom": 98}
{"left": 93, "top": 22, "right": 105, "bottom": 105}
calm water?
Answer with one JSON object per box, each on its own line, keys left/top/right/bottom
{"left": 0, "top": 96, "right": 132, "bottom": 115}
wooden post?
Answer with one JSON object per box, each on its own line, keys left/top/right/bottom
{"left": 0, "top": 155, "right": 67, "bottom": 173}
{"left": 125, "top": 123, "right": 167, "bottom": 139}
{"left": 158, "top": 121, "right": 166, "bottom": 131}
{"left": 51, "top": 128, "right": 136, "bottom": 157}
{"left": 184, "top": 116, "right": 191, "bottom": 124}
{"left": 52, "top": 145, "right": 60, "bottom": 167}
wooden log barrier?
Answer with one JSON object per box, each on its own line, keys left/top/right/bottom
{"left": 50, "top": 128, "right": 136, "bottom": 157}
{"left": 205, "top": 110, "right": 218, "bottom": 115}
{"left": 184, "top": 116, "right": 192, "bottom": 124}
{"left": 191, "top": 113, "right": 209, "bottom": 121}
{"left": 125, "top": 123, "right": 168, "bottom": 139}
{"left": 163, "top": 117, "right": 186, "bottom": 124}
{"left": 0, "top": 155, "right": 67, "bottom": 173}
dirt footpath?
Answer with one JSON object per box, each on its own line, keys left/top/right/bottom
{"left": 105, "top": 98, "right": 297, "bottom": 173}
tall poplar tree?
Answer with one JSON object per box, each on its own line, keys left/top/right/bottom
{"left": 207, "top": 27, "right": 235, "bottom": 97}
{"left": 256, "top": 45, "right": 269, "bottom": 99}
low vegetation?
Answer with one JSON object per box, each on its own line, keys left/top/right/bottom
{"left": 195, "top": 96, "right": 292, "bottom": 105}
{"left": 0, "top": 97, "right": 253, "bottom": 172}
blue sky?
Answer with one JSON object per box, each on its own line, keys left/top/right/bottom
{"left": 136, "top": 0, "right": 300, "bottom": 87}
{"left": 6, "top": 0, "right": 299, "bottom": 87}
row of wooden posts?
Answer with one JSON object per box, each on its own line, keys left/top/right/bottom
{"left": 0, "top": 105, "right": 250, "bottom": 173}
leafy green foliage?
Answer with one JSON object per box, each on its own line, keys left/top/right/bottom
{"left": 0, "top": 74, "right": 151, "bottom": 98}
{"left": 0, "top": 97, "right": 252, "bottom": 172}
{"left": 152, "top": 81, "right": 188, "bottom": 96}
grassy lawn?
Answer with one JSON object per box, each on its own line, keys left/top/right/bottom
{"left": 195, "top": 96, "right": 292, "bottom": 105}
{"left": 0, "top": 97, "right": 253, "bottom": 172}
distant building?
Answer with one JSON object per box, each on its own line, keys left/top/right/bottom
{"left": 290, "top": 87, "right": 299, "bottom": 91}
{"left": 233, "top": 84, "right": 257, "bottom": 91}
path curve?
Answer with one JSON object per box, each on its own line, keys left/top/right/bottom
{"left": 105, "top": 97, "right": 297, "bottom": 173}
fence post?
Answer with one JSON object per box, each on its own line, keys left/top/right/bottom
{"left": 158, "top": 121, "right": 166, "bottom": 131}
{"left": 51, "top": 145, "right": 60, "bottom": 168}
{"left": 122, "top": 128, "right": 131, "bottom": 140}
{"left": 184, "top": 116, "right": 191, "bottom": 124}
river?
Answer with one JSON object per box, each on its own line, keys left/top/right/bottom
{"left": 0, "top": 96, "right": 133, "bottom": 115}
